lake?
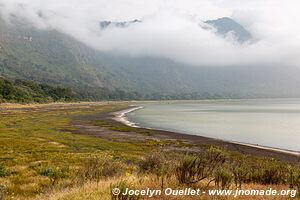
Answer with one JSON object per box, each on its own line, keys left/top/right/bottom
{"left": 126, "top": 99, "right": 300, "bottom": 152}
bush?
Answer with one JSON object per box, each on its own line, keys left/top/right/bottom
{"left": 77, "top": 156, "right": 124, "bottom": 184}
{"left": 0, "top": 164, "right": 8, "bottom": 177}
{"left": 139, "top": 152, "right": 166, "bottom": 175}
{"left": 251, "top": 162, "right": 287, "bottom": 185}
{"left": 39, "top": 166, "right": 69, "bottom": 185}
{"left": 138, "top": 152, "right": 173, "bottom": 189}
{"left": 287, "top": 166, "right": 300, "bottom": 191}
{"left": 0, "top": 185, "right": 6, "bottom": 200}
{"left": 230, "top": 160, "right": 251, "bottom": 188}
{"left": 215, "top": 169, "right": 233, "bottom": 189}
{"left": 0, "top": 77, "right": 75, "bottom": 103}
{"left": 176, "top": 147, "right": 226, "bottom": 185}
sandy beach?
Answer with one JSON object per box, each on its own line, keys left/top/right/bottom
{"left": 112, "top": 106, "right": 143, "bottom": 127}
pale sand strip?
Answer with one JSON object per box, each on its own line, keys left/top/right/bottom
{"left": 113, "top": 106, "right": 143, "bottom": 128}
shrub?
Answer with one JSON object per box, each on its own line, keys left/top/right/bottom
{"left": 176, "top": 147, "right": 226, "bottom": 185}
{"left": 230, "top": 161, "right": 251, "bottom": 188}
{"left": 138, "top": 152, "right": 173, "bottom": 189}
{"left": 139, "top": 152, "right": 166, "bottom": 175}
{"left": 287, "top": 166, "right": 300, "bottom": 191}
{"left": 39, "top": 166, "right": 69, "bottom": 185}
{"left": 0, "top": 185, "right": 6, "bottom": 200}
{"left": 214, "top": 169, "right": 233, "bottom": 189}
{"left": 77, "top": 156, "right": 124, "bottom": 184}
{"left": 0, "top": 164, "right": 8, "bottom": 177}
{"left": 250, "top": 162, "right": 287, "bottom": 185}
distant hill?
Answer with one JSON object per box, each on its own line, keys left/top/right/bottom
{"left": 99, "top": 17, "right": 252, "bottom": 43}
{"left": 1, "top": 17, "right": 300, "bottom": 102}
{"left": 99, "top": 19, "right": 141, "bottom": 29}
{"left": 204, "top": 17, "right": 252, "bottom": 43}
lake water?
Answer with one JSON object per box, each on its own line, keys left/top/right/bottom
{"left": 127, "top": 99, "right": 300, "bottom": 152}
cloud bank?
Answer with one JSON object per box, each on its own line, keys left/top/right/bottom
{"left": 1, "top": 0, "right": 300, "bottom": 67}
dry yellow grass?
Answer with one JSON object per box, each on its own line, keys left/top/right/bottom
{"left": 33, "top": 175, "right": 298, "bottom": 200}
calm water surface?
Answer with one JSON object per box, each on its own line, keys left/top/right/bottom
{"left": 127, "top": 99, "right": 300, "bottom": 152}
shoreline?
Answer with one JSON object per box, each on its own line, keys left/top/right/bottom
{"left": 112, "top": 106, "right": 143, "bottom": 128}
{"left": 114, "top": 105, "right": 300, "bottom": 158}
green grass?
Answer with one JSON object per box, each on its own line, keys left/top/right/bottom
{"left": 0, "top": 103, "right": 154, "bottom": 198}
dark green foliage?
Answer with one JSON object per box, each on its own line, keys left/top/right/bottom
{"left": 176, "top": 147, "right": 227, "bottom": 185}
{"left": 230, "top": 161, "right": 251, "bottom": 188}
{"left": 0, "top": 164, "right": 8, "bottom": 177}
{"left": 39, "top": 166, "right": 69, "bottom": 185}
{"left": 0, "top": 77, "right": 143, "bottom": 102}
{"left": 0, "top": 77, "right": 74, "bottom": 102}
{"left": 250, "top": 161, "right": 287, "bottom": 185}
{"left": 138, "top": 152, "right": 173, "bottom": 189}
{"left": 77, "top": 156, "right": 124, "bottom": 184}
{"left": 138, "top": 152, "right": 166, "bottom": 175}
{"left": 214, "top": 169, "right": 233, "bottom": 189}
{"left": 287, "top": 166, "right": 300, "bottom": 191}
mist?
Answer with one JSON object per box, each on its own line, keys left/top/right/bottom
{"left": 1, "top": 0, "right": 300, "bottom": 67}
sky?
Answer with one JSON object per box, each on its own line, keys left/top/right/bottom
{"left": 0, "top": 0, "right": 300, "bottom": 67}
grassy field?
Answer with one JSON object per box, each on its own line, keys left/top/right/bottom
{"left": 0, "top": 102, "right": 299, "bottom": 200}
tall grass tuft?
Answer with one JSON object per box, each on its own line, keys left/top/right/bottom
{"left": 77, "top": 156, "right": 125, "bottom": 185}
{"left": 0, "top": 164, "right": 8, "bottom": 177}
{"left": 175, "top": 147, "right": 226, "bottom": 185}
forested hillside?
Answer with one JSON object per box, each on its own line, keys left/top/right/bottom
{"left": 0, "top": 18, "right": 197, "bottom": 101}
{"left": 1, "top": 17, "right": 300, "bottom": 102}
{"left": 0, "top": 77, "right": 74, "bottom": 102}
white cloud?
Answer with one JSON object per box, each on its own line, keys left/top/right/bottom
{"left": 0, "top": 0, "right": 300, "bottom": 67}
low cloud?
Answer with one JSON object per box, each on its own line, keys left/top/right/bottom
{"left": 1, "top": 0, "right": 300, "bottom": 67}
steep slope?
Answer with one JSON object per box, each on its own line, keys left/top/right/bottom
{"left": 0, "top": 19, "right": 198, "bottom": 99}
{"left": 1, "top": 17, "right": 300, "bottom": 100}
{"left": 204, "top": 17, "right": 252, "bottom": 42}
{"left": 0, "top": 19, "right": 110, "bottom": 88}
{"left": 99, "top": 19, "right": 141, "bottom": 29}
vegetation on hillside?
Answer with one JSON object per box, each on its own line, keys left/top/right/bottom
{"left": 0, "top": 77, "right": 74, "bottom": 102}
{"left": 0, "top": 76, "right": 227, "bottom": 102}
{"left": 0, "top": 77, "right": 142, "bottom": 102}
{"left": 2, "top": 18, "right": 300, "bottom": 100}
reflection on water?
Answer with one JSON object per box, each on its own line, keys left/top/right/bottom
{"left": 127, "top": 99, "right": 300, "bottom": 151}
